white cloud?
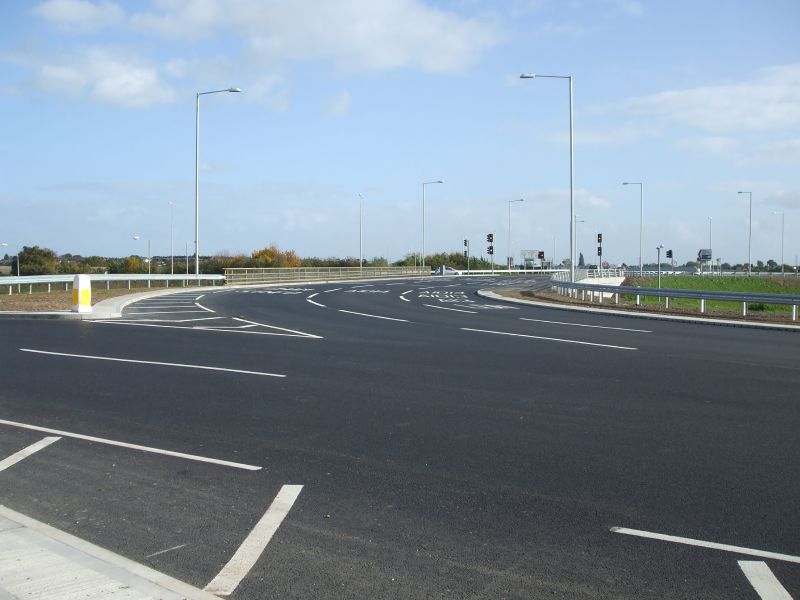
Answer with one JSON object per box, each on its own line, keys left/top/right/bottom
{"left": 38, "top": 49, "right": 177, "bottom": 108}
{"left": 675, "top": 136, "right": 739, "bottom": 159}
{"left": 625, "top": 63, "right": 800, "bottom": 133}
{"left": 32, "top": 0, "right": 125, "bottom": 33}
{"left": 326, "top": 90, "right": 351, "bottom": 116}
{"left": 748, "top": 139, "right": 800, "bottom": 165}
{"left": 764, "top": 189, "right": 800, "bottom": 209}
{"left": 130, "top": 0, "right": 500, "bottom": 73}
{"left": 548, "top": 124, "right": 660, "bottom": 146}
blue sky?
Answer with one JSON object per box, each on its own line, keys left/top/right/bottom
{"left": 1, "top": 0, "right": 798, "bottom": 267}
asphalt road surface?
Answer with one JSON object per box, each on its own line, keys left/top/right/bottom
{"left": 1, "top": 276, "right": 798, "bottom": 599}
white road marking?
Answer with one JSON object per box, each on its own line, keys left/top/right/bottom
{"left": 400, "top": 296, "right": 411, "bottom": 302}
{"left": 194, "top": 302, "right": 215, "bottom": 313}
{"left": 323, "top": 288, "right": 342, "bottom": 293}
{"left": 401, "top": 290, "right": 413, "bottom": 295}
{"left": 107, "top": 316, "right": 226, "bottom": 323}
{"left": 127, "top": 305, "right": 198, "bottom": 309}
{"left": 145, "top": 544, "right": 188, "bottom": 558}
{"left": 610, "top": 527, "right": 800, "bottom": 564}
{"left": 739, "top": 561, "right": 793, "bottom": 600}
{"left": 204, "top": 484, "right": 303, "bottom": 596}
{"left": 92, "top": 320, "right": 322, "bottom": 338}
{"left": 20, "top": 348, "right": 287, "bottom": 378}
{"left": 0, "top": 436, "right": 60, "bottom": 473}
{"left": 461, "top": 329, "right": 637, "bottom": 350}
{"left": 196, "top": 294, "right": 206, "bottom": 300}
{"left": 0, "top": 419, "right": 261, "bottom": 471}
{"left": 231, "top": 317, "right": 322, "bottom": 339}
{"left": 423, "top": 304, "right": 477, "bottom": 314}
{"left": 306, "top": 293, "right": 327, "bottom": 308}
{"left": 350, "top": 284, "right": 374, "bottom": 288}
{"left": 338, "top": 310, "right": 409, "bottom": 322}
{"left": 519, "top": 318, "right": 652, "bottom": 333}
{"left": 125, "top": 310, "right": 208, "bottom": 315}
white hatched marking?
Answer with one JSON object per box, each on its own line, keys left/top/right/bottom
{"left": 339, "top": 310, "right": 408, "bottom": 322}
{"left": 423, "top": 304, "right": 477, "bottom": 314}
{"left": 204, "top": 485, "right": 303, "bottom": 596}
{"left": 0, "top": 437, "right": 60, "bottom": 472}
{"left": 462, "top": 328, "right": 636, "bottom": 350}
{"left": 739, "top": 561, "right": 793, "bottom": 600}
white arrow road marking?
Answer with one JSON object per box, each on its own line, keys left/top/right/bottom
{"left": 204, "top": 485, "right": 303, "bottom": 597}
{"left": 739, "top": 561, "right": 793, "bottom": 600}
{"left": 0, "top": 437, "right": 60, "bottom": 473}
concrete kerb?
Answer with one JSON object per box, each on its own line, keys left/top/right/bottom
{"left": 0, "top": 275, "right": 435, "bottom": 320}
{"left": 478, "top": 289, "right": 800, "bottom": 332}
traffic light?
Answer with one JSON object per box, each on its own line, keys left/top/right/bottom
{"left": 597, "top": 247, "right": 602, "bottom": 256}
{"left": 666, "top": 249, "right": 673, "bottom": 259}
{"left": 486, "top": 233, "right": 494, "bottom": 243}
{"left": 537, "top": 251, "right": 545, "bottom": 259}
{"left": 597, "top": 233, "right": 603, "bottom": 244}
{"left": 463, "top": 250, "right": 468, "bottom": 258}
{"left": 487, "top": 245, "right": 494, "bottom": 255}
{"left": 463, "top": 239, "right": 468, "bottom": 247}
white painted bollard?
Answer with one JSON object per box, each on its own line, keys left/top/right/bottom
{"left": 72, "top": 274, "right": 92, "bottom": 313}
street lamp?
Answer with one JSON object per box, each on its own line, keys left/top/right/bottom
{"left": 738, "top": 191, "right": 752, "bottom": 275}
{"left": 656, "top": 244, "right": 664, "bottom": 288}
{"left": 358, "top": 193, "right": 364, "bottom": 274}
{"left": 421, "top": 180, "right": 443, "bottom": 268}
{"left": 622, "top": 182, "right": 644, "bottom": 276}
{"left": 508, "top": 198, "right": 524, "bottom": 270}
{"left": 169, "top": 201, "right": 175, "bottom": 275}
{"left": 195, "top": 87, "right": 241, "bottom": 281}
{"left": 521, "top": 72, "right": 574, "bottom": 282}
{"left": 772, "top": 211, "right": 785, "bottom": 277}
{"left": 708, "top": 216, "right": 713, "bottom": 275}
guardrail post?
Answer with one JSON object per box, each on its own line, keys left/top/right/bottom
{"left": 7, "top": 286, "right": 11, "bottom": 295}
{"left": 636, "top": 294, "right": 640, "bottom": 306}
{"left": 665, "top": 297, "right": 669, "bottom": 309}
{"left": 700, "top": 298, "right": 705, "bottom": 313}
{"left": 615, "top": 292, "right": 619, "bottom": 304}
{"left": 28, "top": 285, "right": 32, "bottom": 295}
{"left": 127, "top": 280, "right": 131, "bottom": 289}
{"left": 581, "top": 290, "right": 585, "bottom": 301}
{"left": 147, "top": 279, "right": 151, "bottom": 289}
{"left": 742, "top": 302, "right": 747, "bottom": 316}
{"left": 793, "top": 305, "right": 798, "bottom": 321}
{"left": 106, "top": 280, "right": 110, "bottom": 290}
{"left": 47, "top": 283, "right": 51, "bottom": 293}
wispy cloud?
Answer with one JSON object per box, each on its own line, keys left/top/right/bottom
{"left": 32, "top": 0, "right": 125, "bottom": 33}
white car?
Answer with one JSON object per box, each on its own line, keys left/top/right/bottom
{"left": 433, "top": 265, "right": 461, "bottom": 276}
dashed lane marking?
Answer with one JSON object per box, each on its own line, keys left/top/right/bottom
{"left": 322, "top": 288, "right": 342, "bottom": 293}
{"left": 738, "top": 561, "right": 793, "bottom": 600}
{"left": 339, "top": 310, "right": 409, "bottom": 322}
{"left": 520, "top": 318, "right": 652, "bottom": 333}
{"left": 423, "top": 304, "right": 478, "bottom": 314}
{"left": 0, "top": 419, "right": 261, "bottom": 471}
{"left": 20, "top": 348, "right": 287, "bottom": 378}
{"left": 204, "top": 484, "right": 303, "bottom": 596}
{"left": 461, "top": 328, "right": 637, "bottom": 350}
{"left": 611, "top": 527, "right": 800, "bottom": 564}
{"left": 0, "top": 437, "right": 60, "bottom": 473}
{"left": 125, "top": 310, "right": 209, "bottom": 315}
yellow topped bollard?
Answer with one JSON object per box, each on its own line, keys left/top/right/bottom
{"left": 72, "top": 274, "right": 92, "bottom": 313}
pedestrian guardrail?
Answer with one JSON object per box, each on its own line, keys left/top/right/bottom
{"left": 548, "top": 279, "right": 800, "bottom": 321}
{"left": 225, "top": 266, "right": 430, "bottom": 284}
{"left": 2, "top": 273, "right": 224, "bottom": 295}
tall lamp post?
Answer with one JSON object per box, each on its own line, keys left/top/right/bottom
{"left": 508, "top": 198, "right": 524, "bottom": 270}
{"left": 169, "top": 201, "right": 175, "bottom": 275}
{"left": 622, "top": 182, "right": 644, "bottom": 276}
{"left": 520, "top": 73, "right": 574, "bottom": 282}
{"left": 195, "top": 87, "right": 241, "bottom": 281}
{"left": 738, "top": 191, "right": 752, "bottom": 275}
{"left": 772, "top": 211, "right": 785, "bottom": 277}
{"left": 656, "top": 244, "right": 664, "bottom": 288}
{"left": 708, "top": 216, "right": 713, "bottom": 275}
{"left": 358, "top": 193, "right": 364, "bottom": 274}
{"left": 421, "top": 180, "right": 443, "bottom": 268}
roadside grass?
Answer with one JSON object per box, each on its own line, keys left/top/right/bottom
{"left": 622, "top": 275, "right": 800, "bottom": 315}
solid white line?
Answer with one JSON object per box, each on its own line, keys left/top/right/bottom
{"left": 399, "top": 296, "right": 411, "bottom": 302}
{"left": 92, "top": 321, "right": 320, "bottom": 338}
{"left": 461, "top": 329, "right": 637, "bottom": 350}
{"left": 204, "top": 485, "right": 303, "bottom": 596}
{"left": 196, "top": 294, "right": 206, "bottom": 300}
{"left": 323, "top": 288, "right": 342, "bottom": 293}
{"left": 308, "top": 292, "right": 319, "bottom": 298}
{"left": 0, "top": 436, "right": 60, "bottom": 472}
{"left": 350, "top": 284, "right": 374, "bottom": 288}
{"left": 520, "top": 318, "right": 652, "bottom": 333}
{"left": 145, "top": 544, "right": 188, "bottom": 558}
{"left": 0, "top": 419, "right": 261, "bottom": 471}
{"left": 306, "top": 293, "right": 327, "bottom": 308}
{"left": 611, "top": 527, "right": 800, "bottom": 564}
{"left": 338, "top": 310, "right": 409, "bottom": 322}
{"left": 128, "top": 305, "right": 198, "bottom": 309}
{"left": 20, "top": 348, "right": 287, "bottom": 378}
{"left": 400, "top": 290, "right": 413, "bottom": 295}
{"left": 109, "top": 316, "right": 226, "bottom": 323}
{"left": 739, "top": 561, "right": 793, "bottom": 600}
{"left": 125, "top": 310, "right": 208, "bottom": 315}
{"left": 194, "top": 302, "right": 215, "bottom": 313}
{"left": 231, "top": 317, "right": 322, "bottom": 339}
{"left": 423, "top": 304, "right": 477, "bottom": 314}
